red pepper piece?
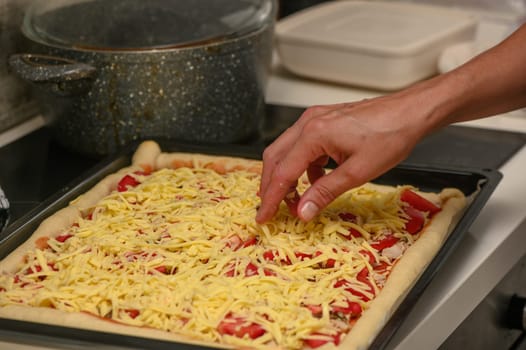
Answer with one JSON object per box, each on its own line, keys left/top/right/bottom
{"left": 117, "top": 175, "right": 140, "bottom": 192}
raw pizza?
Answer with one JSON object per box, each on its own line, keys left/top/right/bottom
{"left": 0, "top": 141, "right": 466, "bottom": 349}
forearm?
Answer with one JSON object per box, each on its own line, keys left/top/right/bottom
{"left": 403, "top": 24, "right": 526, "bottom": 135}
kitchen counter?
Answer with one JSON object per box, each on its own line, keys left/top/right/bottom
{"left": 265, "top": 60, "right": 526, "bottom": 350}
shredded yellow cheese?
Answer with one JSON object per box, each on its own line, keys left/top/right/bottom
{"left": 0, "top": 166, "right": 432, "bottom": 349}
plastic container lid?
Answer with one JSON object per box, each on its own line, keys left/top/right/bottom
{"left": 277, "top": 1, "right": 477, "bottom": 56}
{"left": 23, "top": 0, "right": 275, "bottom": 50}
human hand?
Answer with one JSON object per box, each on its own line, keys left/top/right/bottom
{"left": 255, "top": 94, "right": 432, "bottom": 223}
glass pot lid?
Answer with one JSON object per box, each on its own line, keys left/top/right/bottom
{"left": 22, "top": 0, "right": 276, "bottom": 50}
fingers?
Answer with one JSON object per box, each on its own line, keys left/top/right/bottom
{"left": 306, "top": 156, "right": 328, "bottom": 184}
{"left": 256, "top": 149, "right": 315, "bottom": 223}
{"left": 297, "top": 160, "right": 369, "bottom": 221}
{"left": 258, "top": 105, "right": 341, "bottom": 200}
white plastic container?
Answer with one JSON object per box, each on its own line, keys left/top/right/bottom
{"left": 275, "top": 1, "right": 477, "bottom": 90}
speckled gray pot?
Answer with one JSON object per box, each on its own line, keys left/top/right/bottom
{"left": 10, "top": 23, "right": 274, "bottom": 157}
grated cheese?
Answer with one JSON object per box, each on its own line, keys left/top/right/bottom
{"left": 0, "top": 166, "right": 436, "bottom": 349}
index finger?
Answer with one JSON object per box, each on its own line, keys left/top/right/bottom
{"left": 256, "top": 138, "right": 327, "bottom": 223}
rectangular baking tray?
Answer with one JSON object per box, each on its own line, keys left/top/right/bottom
{"left": 0, "top": 140, "right": 502, "bottom": 349}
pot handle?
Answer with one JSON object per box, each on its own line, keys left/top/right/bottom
{"left": 8, "top": 53, "right": 98, "bottom": 96}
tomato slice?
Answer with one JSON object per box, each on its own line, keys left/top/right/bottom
{"left": 403, "top": 206, "right": 425, "bottom": 235}
{"left": 370, "top": 235, "right": 399, "bottom": 251}
{"left": 117, "top": 175, "right": 140, "bottom": 192}
{"left": 401, "top": 189, "right": 441, "bottom": 215}
{"left": 217, "top": 316, "right": 266, "bottom": 339}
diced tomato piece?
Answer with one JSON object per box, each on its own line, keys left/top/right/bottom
{"left": 284, "top": 189, "right": 300, "bottom": 217}
{"left": 370, "top": 235, "right": 399, "bottom": 251}
{"left": 55, "top": 233, "right": 73, "bottom": 243}
{"left": 117, "top": 175, "right": 140, "bottom": 192}
{"left": 242, "top": 236, "right": 258, "bottom": 248}
{"left": 217, "top": 316, "right": 266, "bottom": 339}
{"left": 263, "top": 268, "right": 276, "bottom": 277}
{"left": 134, "top": 170, "right": 151, "bottom": 176}
{"left": 401, "top": 189, "right": 441, "bottom": 215}
{"left": 331, "top": 300, "right": 362, "bottom": 317}
{"left": 154, "top": 265, "right": 171, "bottom": 274}
{"left": 125, "top": 309, "right": 140, "bottom": 319}
{"left": 263, "top": 250, "right": 275, "bottom": 261}
{"left": 295, "top": 252, "right": 313, "bottom": 261}
{"left": 304, "top": 332, "right": 341, "bottom": 348}
{"left": 305, "top": 304, "right": 323, "bottom": 317}
{"left": 314, "top": 251, "right": 336, "bottom": 268}
{"left": 403, "top": 206, "right": 425, "bottom": 235}
{"left": 245, "top": 262, "right": 259, "bottom": 277}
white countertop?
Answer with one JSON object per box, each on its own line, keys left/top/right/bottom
{"left": 266, "top": 61, "right": 526, "bottom": 350}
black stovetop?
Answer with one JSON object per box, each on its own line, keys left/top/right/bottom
{"left": 1, "top": 104, "right": 525, "bottom": 231}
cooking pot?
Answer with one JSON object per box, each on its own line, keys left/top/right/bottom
{"left": 9, "top": 0, "right": 277, "bottom": 157}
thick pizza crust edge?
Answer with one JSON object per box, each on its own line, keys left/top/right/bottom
{"left": 338, "top": 188, "right": 466, "bottom": 350}
{"left": 0, "top": 141, "right": 467, "bottom": 350}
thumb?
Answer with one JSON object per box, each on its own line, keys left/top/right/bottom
{"left": 297, "top": 166, "right": 365, "bottom": 221}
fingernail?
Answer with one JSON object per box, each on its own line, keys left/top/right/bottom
{"left": 300, "top": 201, "right": 319, "bottom": 221}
